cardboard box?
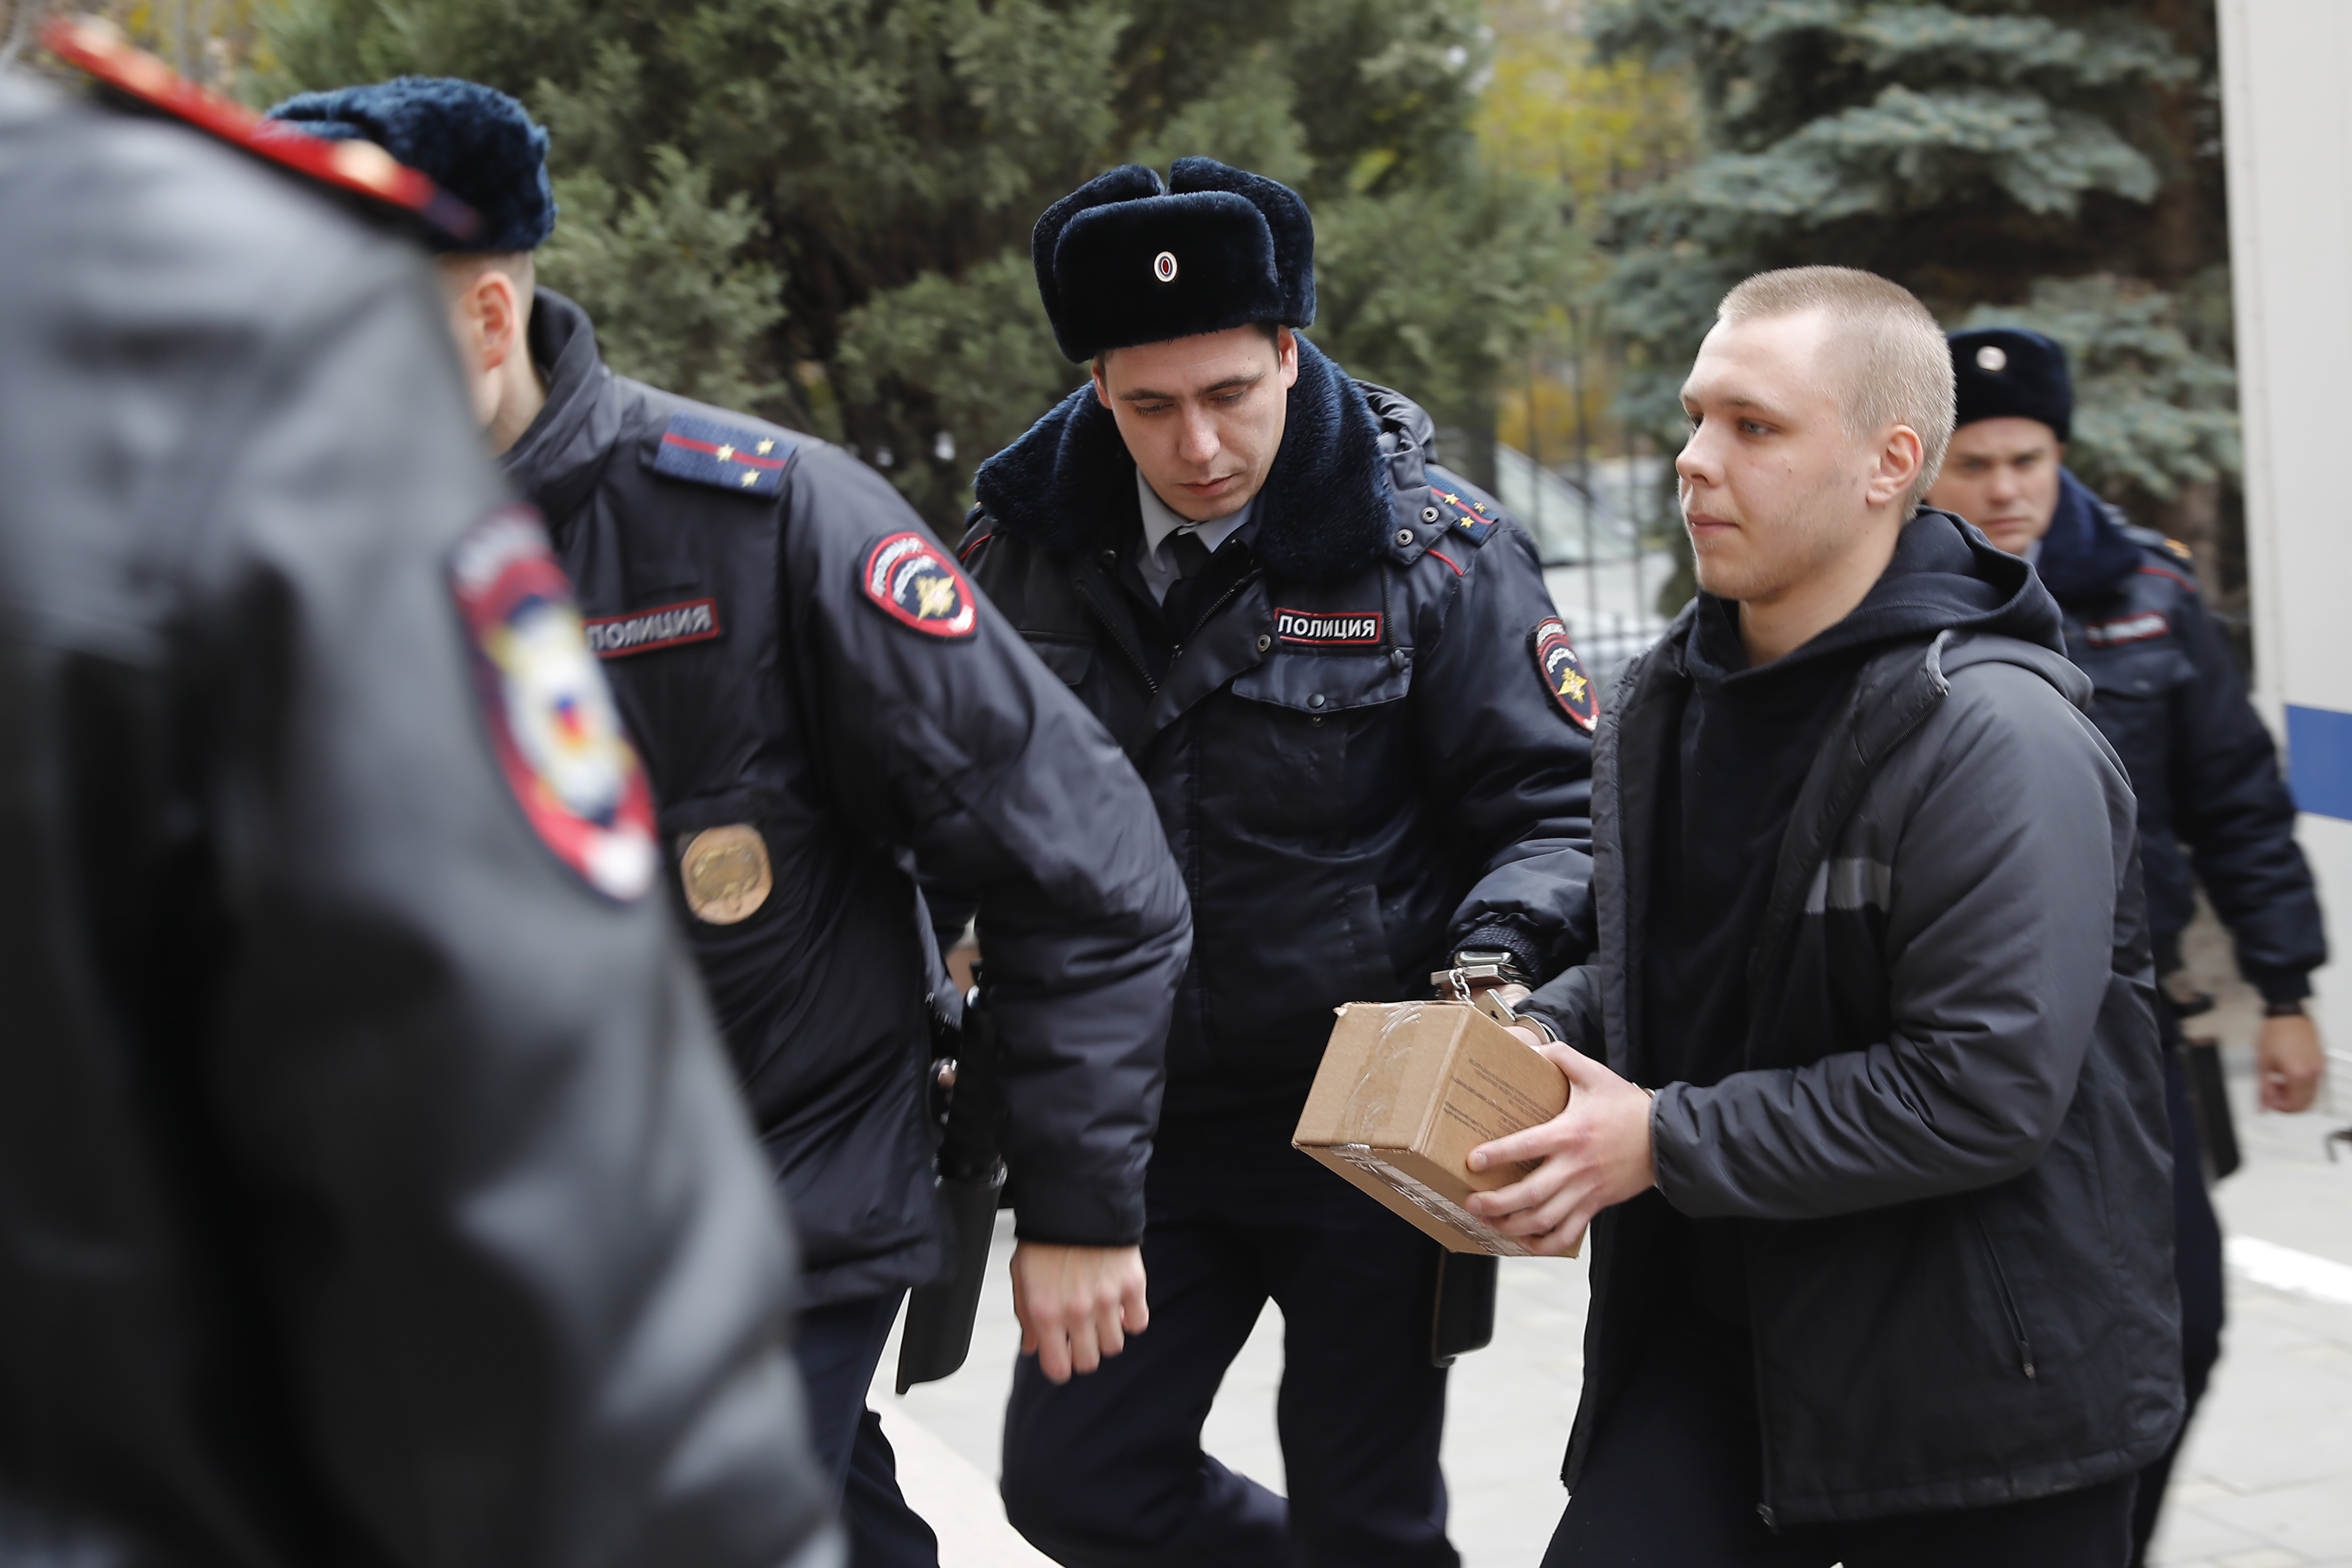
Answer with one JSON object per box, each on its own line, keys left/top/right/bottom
{"left": 1292, "top": 1000, "right": 1573, "bottom": 1257}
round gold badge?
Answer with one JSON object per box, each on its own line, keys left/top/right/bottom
{"left": 679, "top": 824, "right": 773, "bottom": 924}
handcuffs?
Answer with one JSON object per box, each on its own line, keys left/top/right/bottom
{"left": 1430, "top": 948, "right": 1558, "bottom": 1044}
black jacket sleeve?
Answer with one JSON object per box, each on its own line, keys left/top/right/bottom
{"left": 783, "top": 449, "right": 1190, "bottom": 1248}
{"left": 1415, "top": 520, "right": 1597, "bottom": 981}
{"left": 184, "top": 231, "right": 838, "bottom": 1562}
{"left": 2163, "top": 587, "right": 2326, "bottom": 1001}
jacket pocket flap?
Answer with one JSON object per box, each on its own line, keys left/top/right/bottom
{"left": 1022, "top": 635, "right": 1095, "bottom": 688}
{"left": 1229, "top": 651, "right": 1409, "bottom": 713}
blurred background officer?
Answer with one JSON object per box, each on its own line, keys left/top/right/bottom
{"left": 265, "top": 77, "right": 1194, "bottom": 1568}
{"left": 1925, "top": 326, "right": 2329, "bottom": 1564}
{"left": 0, "top": 31, "right": 836, "bottom": 1568}
{"left": 958, "top": 160, "right": 1596, "bottom": 1568}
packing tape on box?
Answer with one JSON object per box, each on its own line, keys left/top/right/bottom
{"left": 1324, "top": 1144, "right": 1535, "bottom": 1257}
{"left": 1338, "top": 1000, "right": 1426, "bottom": 1144}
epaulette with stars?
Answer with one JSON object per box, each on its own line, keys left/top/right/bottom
{"left": 647, "top": 414, "right": 795, "bottom": 497}
{"left": 1427, "top": 486, "right": 1501, "bottom": 547}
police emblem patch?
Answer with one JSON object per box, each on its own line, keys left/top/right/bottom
{"left": 862, "top": 532, "right": 979, "bottom": 638}
{"left": 1274, "top": 608, "right": 1383, "bottom": 646}
{"left": 584, "top": 597, "right": 722, "bottom": 658}
{"left": 450, "top": 507, "right": 657, "bottom": 900}
{"left": 1531, "top": 617, "right": 1597, "bottom": 732}
{"left": 679, "top": 824, "right": 774, "bottom": 924}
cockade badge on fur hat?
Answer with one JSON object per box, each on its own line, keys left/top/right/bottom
{"left": 1033, "top": 157, "right": 1316, "bottom": 362}
{"left": 1948, "top": 327, "right": 2073, "bottom": 442}
{"left": 267, "top": 76, "right": 555, "bottom": 254}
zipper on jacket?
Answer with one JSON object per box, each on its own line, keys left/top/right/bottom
{"left": 1172, "top": 571, "right": 1259, "bottom": 653}
{"left": 1967, "top": 1202, "right": 2038, "bottom": 1380}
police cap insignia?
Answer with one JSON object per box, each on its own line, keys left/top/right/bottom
{"left": 679, "top": 824, "right": 773, "bottom": 924}
{"left": 649, "top": 414, "right": 794, "bottom": 496}
{"left": 43, "top": 17, "right": 479, "bottom": 243}
{"left": 1531, "top": 617, "right": 1596, "bottom": 732}
{"left": 449, "top": 507, "right": 657, "bottom": 899}
{"left": 862, "top": 532, "right": 979, "bottom": 638}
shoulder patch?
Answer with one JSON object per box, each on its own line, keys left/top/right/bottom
{"left": 2081, "top": 611, "right": 2170, "bottom": 648}
{"left": 1427, "top": 486, "right": 1500, "bottom": 547}
{"left": 863, "top": 532, "right": 979, "bottom": 638}
{"left": 650, "top": 414, "right": 794, "bottom": 496}
{"left": 1531, "top": 617, "right": 1597, "bottom": 732}
{"left": 449, "top": 507, "right": 657, "bottom": 900}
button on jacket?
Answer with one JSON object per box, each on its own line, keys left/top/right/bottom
{"left": 503, "top": 291, "right": 1190, "bottom": 1305}
{"left": 2034, "top": 469, "right": 2324, "bottom": 999}
{"left": 961, "top": 338, "right": 1595, "bottom": 1115}
{"left": 0, "top": 74, "right": 832, "bottom": 1568}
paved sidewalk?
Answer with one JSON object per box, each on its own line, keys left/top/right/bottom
{"left": 874, "top": 919, "right": 2352, "bottom": 1567}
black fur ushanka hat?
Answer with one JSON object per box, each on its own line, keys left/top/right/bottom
{"left": 1034, "top": 158, "right": 1315, "bottom": 362}
{"left": 267, "top": 76, "right": 555, "bottom": 254}
{"left": 1949, "top": 327, "right": 2073, "bottom": 442}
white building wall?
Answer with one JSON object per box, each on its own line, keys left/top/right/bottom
{"left": 2219, "top": 0, "right": 2352, "bottom": 1083}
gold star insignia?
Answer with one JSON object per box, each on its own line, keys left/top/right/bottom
{"left": 716, "top": 444, "right": 735, "bottom": 462}
{"left": 756, "top": 439, "right": 774, "bottom": 455}
{"left": 915, "top": 574, "right": 959, "bottom": 619}
{"left": 739, "top": 470, "right": 757, "bottom": 487}
{"left": 1560, "top": 669, "right": 1589, "bottom": 703}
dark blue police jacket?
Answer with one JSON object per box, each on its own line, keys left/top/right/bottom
{"left": 2035, "top": 469, "right": 2324, "bottom": 999}
{"left": 960, "top": 337, "right": 1596, "bottom": 1119}
{"left": 503, "top": 291, "right": 1192, "bottom": 1306}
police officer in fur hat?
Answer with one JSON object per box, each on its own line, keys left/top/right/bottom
{"left": 955, "top": 160, "right": 1596, "bottom": 1568}
{"left": 1925, "top": 326, "right": 2328, "bottom": 1565}
{"left": 267, "top": 77, "right": 1193, "bottom": 1568}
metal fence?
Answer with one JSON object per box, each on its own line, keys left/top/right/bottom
{"left": 1493, "top": 445, "right": 1678, "bottom": 693}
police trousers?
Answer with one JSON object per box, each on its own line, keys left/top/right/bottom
{"left": 791, "top": 1291, "right": 940, "bottom": 1568}
{"left": 999, "top": 1108, "right": 1457, "bottom": 1568}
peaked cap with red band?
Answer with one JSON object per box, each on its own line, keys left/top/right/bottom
{"left": 42, "top": 16, "right": 478, "bottom": 245}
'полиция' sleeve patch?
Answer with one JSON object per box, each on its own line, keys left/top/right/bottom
{"left": 861, "top": 531, "right": 979, "bottom": 638}
{"left": 450, "top": 506, "right": 658, "bottom": 899}
{"left": 1531, "top": 616, "right": 1597, "bottom": 732}
{"left": 649, "top": 413, "right": 794, "bottom": 496}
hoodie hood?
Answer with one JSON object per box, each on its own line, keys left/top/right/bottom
{"left": 1682, "top": 508, "right": 2063, "bottom": 687}
{"left": 2032, "top": 468, "right": 2144, "bottom": 603}
{"left": 973, "top": 333, "right": 1396, "bottom": 584}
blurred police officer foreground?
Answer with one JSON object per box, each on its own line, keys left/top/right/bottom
{"left": 956, "top": 159, "right": 1598, "bottom": 1567}
{"left": 0, "top": 37, "right": 838, "bottom": 1568}
{"left": 1924, "top": 327, "right": 2330, "bottom": 1565}
{"left": 258, "top": 75, "right": 1192, "bottom": 1568}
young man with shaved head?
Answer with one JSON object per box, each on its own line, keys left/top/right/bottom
{"left": 1477, "top": 268, "right": 2182, "bottom": 1566}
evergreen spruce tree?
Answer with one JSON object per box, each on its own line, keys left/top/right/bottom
{"left": 253, "top": 0, "right": 1572, "bottom": 527}
{"left": 1591, "top": 0, "right": 2245, "bottom": 616}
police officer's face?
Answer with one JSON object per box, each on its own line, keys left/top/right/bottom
{"left": 1093, "top": 326, "right": 1300, "bottom": 522}
{"left": 1676, "top": 310, "right": 1924, "bottom": 607}
{"left": 1923, "top": 418, "right": 2064, "bottom": 556}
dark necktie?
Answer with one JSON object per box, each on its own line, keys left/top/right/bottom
{"left": 1161, "top": 528, "right": 1216, "bottom": 637}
